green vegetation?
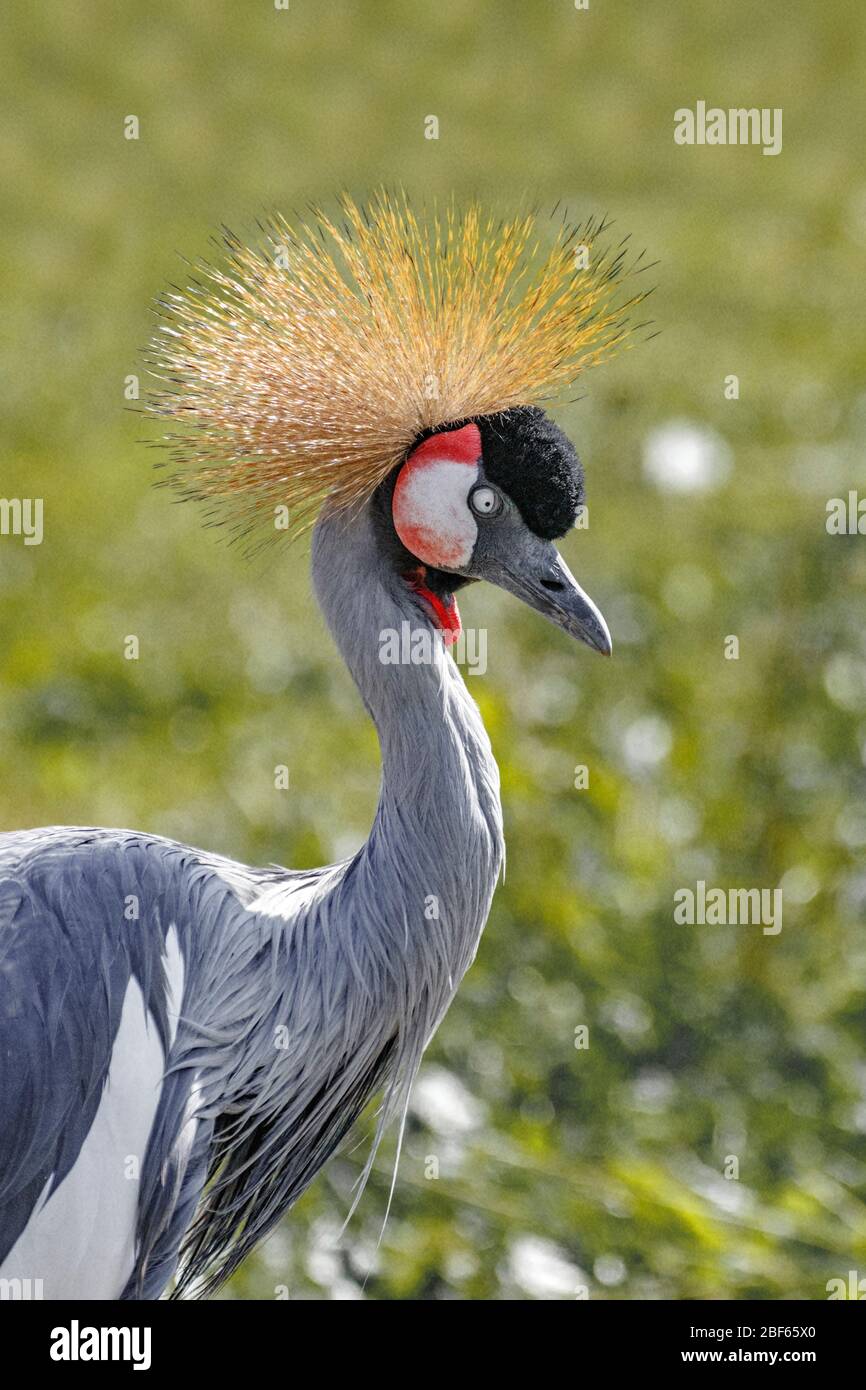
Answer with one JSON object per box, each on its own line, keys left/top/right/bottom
{"left": 2, "top": 1, "right": 865, "bottom": 1299}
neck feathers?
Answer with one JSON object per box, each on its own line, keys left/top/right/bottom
{"left": 174, "top": 508, "right": 505, "bottom": 1295}
{"left": 311, "top": 505, "right": 504, "bottom": 960}
{"left": 313, "top": 507, "right": 497, "bottom": 785}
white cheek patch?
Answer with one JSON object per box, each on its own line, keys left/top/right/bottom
{"left": 393, "top": 456, "right": 479, "bottom": 570}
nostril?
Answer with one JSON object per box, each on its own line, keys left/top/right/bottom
{"left": 540, "top": 577, "right": 565, "bottom": 592}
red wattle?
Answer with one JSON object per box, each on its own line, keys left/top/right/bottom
{"left": 410, "top": 581, "right": 462, "bottom": 646}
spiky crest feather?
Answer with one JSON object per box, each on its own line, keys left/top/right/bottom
{"left": 148, "top": 189, "right": 650, "bottom": 550}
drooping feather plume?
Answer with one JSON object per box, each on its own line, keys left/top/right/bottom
{"left": 148, "top": 188, "right": 650, "bottom": 549}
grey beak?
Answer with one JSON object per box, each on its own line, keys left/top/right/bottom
{"left": 486, "top": 538, "right": 612, "bottom": 655}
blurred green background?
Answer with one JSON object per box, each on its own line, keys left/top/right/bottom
{"left": 2, "top": 1, "right": 865, "bottom": 1300}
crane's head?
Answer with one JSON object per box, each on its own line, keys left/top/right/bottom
{"left": 379, "top": 407, "right": 611, "bottom": 655}
{"left": 149, "top": 190, "right": 651, "bottom": 627}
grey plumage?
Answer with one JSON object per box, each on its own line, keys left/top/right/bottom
{"left": 0, "top": 503, "right": 504, "bottom": 1297}
{"left": 0, "top": 384, "right": 614, "bottom": 1298}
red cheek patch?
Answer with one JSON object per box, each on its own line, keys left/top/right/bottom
{"left": 393, "top": 423, "right": 481, "bottom": 570}
{"left": 405, "top": 422, "right": 482, "bottom": 467}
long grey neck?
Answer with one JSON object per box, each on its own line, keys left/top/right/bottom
{"left": 169, "top": 508, "right": 506, "bottom": 1281}
{"left": 311, "top": 505, "right": 504, "bottom": 989}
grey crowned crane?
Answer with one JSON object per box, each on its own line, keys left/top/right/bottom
{"left": 0, "top": 192, "right": 647, "bottom": 1299}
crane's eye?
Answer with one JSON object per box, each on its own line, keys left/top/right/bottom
{"left": 469, "top": 485, "right": 502, "bottom": 518}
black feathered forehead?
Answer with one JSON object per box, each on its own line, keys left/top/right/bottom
{"left": 475, "top": 407, "right": 583, "bottom": 539}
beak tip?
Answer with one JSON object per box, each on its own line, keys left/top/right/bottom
{"left": 588, "top": 616, "right": 612, "bottom": 657}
